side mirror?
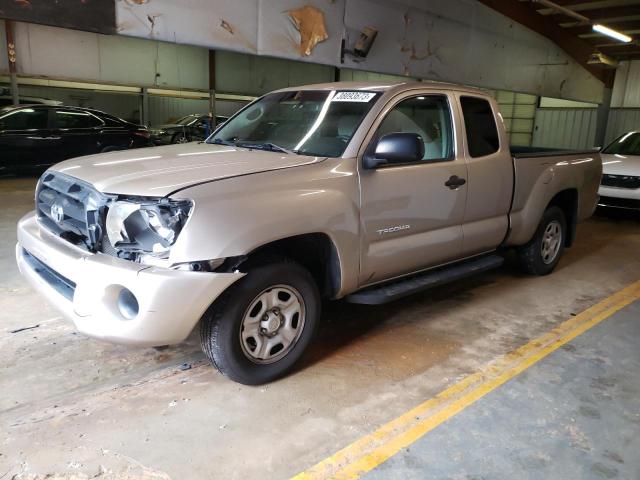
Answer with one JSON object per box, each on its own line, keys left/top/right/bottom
{"left": 363, "top": 132, "right": 425, "bottom": 169}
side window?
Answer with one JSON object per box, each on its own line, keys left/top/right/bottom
{"left": 53, "top": 109, "right": 103, "bottom": 129}
{"left": 0, "top": 108, "right": 48, "bottom": 130}
{"left": 377, "top": 95, "right": 454, "bottom": 161}
{"left": 460, "top": 96, "right": 500, "bottom": 158}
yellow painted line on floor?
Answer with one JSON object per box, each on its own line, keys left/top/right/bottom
{"left": 293, "top": 280, "right": 640, "bottom": 480}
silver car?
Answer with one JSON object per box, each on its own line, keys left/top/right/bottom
{"left": 599, "top": 131, "right": 640, "bottom": 210}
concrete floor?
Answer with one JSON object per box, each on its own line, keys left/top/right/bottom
{"left": 1, "top": 176, "right": 639, "bottom": 479}
{"left": 365, "top": 300, "right": 640, "bottom": 480}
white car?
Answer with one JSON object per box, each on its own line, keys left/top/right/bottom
{"left": 598, "top": 131, "right": 640, "bottom": 211}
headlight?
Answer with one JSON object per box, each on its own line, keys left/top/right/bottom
{"left": 105, "top": 198, "right": 192, "bottom": 257}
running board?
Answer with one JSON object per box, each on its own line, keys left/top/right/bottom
{"left": 345, "top": 254, "right": 504, "bottom": 305}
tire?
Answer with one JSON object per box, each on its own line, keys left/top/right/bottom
{"left": 517, "top": 206, "right": 566, "bottom": 276}
{"left": 200, "top": 260, "right": 321, "bottom": 385}
{"left": 172, "top": 133, "right": 189, "bottom": 144}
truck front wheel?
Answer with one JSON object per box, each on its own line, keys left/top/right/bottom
{"left": 200, "top": 260, "right": 320, "bottom": 385}
{"left": 517, "top": 206, "right": 566, "bottom": 276}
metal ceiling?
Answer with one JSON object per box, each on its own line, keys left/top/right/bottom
{"left": 524, "top": 0, "right": 640, "bottom": 61}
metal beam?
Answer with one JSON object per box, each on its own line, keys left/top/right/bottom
{"left": 477, "top": 0, "right": 608, "bottom": 84}
{"left": 531, "top": 0, "right": 590, "bottom": 22}
{"left": 547, "top": 5, "right": 640, "bottom": 22}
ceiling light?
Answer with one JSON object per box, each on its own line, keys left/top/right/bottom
{"left": 592, "top": 24, "right": 632, "bottom": 43}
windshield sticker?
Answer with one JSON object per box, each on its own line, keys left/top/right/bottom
{"left": 332, "top": 92, "right": 376, "bottom": 102}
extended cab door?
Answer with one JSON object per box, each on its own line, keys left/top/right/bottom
{"left": 456, "top": 95, "right": 513, "bottom": 255}
{"left": 358, "top": 92, "right": 468, "bottom": 286}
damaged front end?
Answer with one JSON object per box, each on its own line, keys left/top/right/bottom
{"left": 35, "top": 171, "right": 194, "bottom": 267}
{"left": 105, "top": 197, "right": 192, "bottom": 262}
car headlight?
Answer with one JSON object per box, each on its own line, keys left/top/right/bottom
{"left": 105, "top": 198, "right": 192, "bottom": 257}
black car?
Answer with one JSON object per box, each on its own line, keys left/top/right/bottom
{"left": 0, "top": 104, "right": 153, "bottom": 173}
{"left": 150, "top": 114, "right": 228, "bottom": 145}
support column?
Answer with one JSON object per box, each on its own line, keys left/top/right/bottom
{"left": 4, "top": 20, "right": 19, "bottom": 105}
{"left": 141, "top": 87, "right": 150, "bottom": 127}
{"left": 208, "top": 49, "right": 216, "bottom": 118}
{"left": 595, "top": 87, "right": 612, "bottom": 148}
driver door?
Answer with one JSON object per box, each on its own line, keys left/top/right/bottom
{"left": 358, "top": 92, "right": 468, "bottom": 286}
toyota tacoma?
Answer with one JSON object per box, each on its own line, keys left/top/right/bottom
{"left": 16, "top": 82, "right": 602, "bottom": 384}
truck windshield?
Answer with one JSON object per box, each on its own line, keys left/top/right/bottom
{"left": 603, "top": 132, "right": 640, "bottom": 155}
{"left": 208, "top": 90, "right": 380, "bottom": 157}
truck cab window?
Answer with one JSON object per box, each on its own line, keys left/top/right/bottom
{"left": 460, "top": 96, "right": 500, "bottom": 157}
{"left": 377, "top": 95, "right": 454, "bottom": 162}
{"left": 210, "top": 90, "right": 380, "bottom": 157}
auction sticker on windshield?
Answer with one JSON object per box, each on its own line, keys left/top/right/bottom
{"left": 332, "top": 91, "right": 377, "bottom": 102}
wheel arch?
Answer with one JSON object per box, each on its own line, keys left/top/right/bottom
{"left": 239, "top": 233, "right": 342, "bottom": 300}
{"left": 547, "top": 188, "right": 578, "bottom": 247}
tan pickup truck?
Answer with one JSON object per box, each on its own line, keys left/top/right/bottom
{"left": 16, "top": 82, "right": 601, "bottom": 384}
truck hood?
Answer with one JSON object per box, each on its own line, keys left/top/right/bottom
{"left": 51, "top": 143, "right": 325, "bottom": 197}
{"left": 601, "top": 153, "right": 640, "bottom": 176}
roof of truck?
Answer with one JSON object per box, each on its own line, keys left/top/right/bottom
{"left": 273, "top": 81, "right": 488, "bottom": 96}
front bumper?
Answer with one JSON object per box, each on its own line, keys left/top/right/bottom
{"left": 16, "top": 212, "right": 244, "bottom": 346}
{"left": 598, "top": 185, "right": 640, "bottom": 210}
{"left": 150, "top": 134, "right": 172, "bottom": 146}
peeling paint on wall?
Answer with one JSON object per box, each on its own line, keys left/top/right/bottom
{"left": 287, "top": 5, "right": 328, "bottom": 56}
{"left": 113, "top": 0, "right": 605, "bottom": 102}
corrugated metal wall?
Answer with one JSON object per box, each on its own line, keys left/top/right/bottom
{"left": 604, "top": 109, "right": 640, "bottom": 145}
{"left": 486, "top": 90, "right": 537, "bottom": 146}
{"left": 147, "top": 96, "right": 247, "bottom": 126}
{"left": 611, "top": 60, "right": 640, "bottom": 108}
{"left": 147, "top": 96, "right": 209, "bottom": 125}
{"left": 532, "top": 108, "right": 598, "bottom": 149}
{"left": 498, "top": 92, "right": 537, "bottom": 146}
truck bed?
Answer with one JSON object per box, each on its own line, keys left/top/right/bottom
{"left": 510, "top": 145, "right": 599, "bottom": 159}
{"left": 505, "top": 147, "right": 602, "bottom": 247}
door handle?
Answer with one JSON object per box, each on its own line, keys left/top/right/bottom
{"left": 445, "top": 175, "right": 466, "bottom": 189}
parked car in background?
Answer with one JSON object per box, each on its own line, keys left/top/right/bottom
{"left": 598, "top": 131, "right": 640, "bottom": 211}
{"left": 150, "top": 114, "right": 228, "bottom": 145}
{"left": 0, "top": 104, "right": 152, "bottom": 173}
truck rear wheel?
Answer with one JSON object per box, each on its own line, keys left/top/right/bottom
{"left": 200, "top": 260, "right": 320, "bottom": 385}
{"left": 517, "top": 206, "right": 566, "bottom": 276}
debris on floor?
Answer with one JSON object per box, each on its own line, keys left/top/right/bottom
{"left": 9, "top": 324, "right": 40, "bottom": 334}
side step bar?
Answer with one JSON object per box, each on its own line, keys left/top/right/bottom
{"left": 345, "top": 254, "right": 504, "bottom": 305}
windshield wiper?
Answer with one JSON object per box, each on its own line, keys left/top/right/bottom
{"left": 235, "top": 141, "right": 295, "bottom": 155}
{"left": 209, "top": 138, "right": 235, "bottom": 146}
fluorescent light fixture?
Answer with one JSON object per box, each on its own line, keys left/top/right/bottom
{"left": 147, "top": 88, "right": 210, "bottom": 99}
{"left": 592, "top": 24, "right": 632, "bottom": 43}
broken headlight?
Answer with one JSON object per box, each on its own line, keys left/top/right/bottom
{"left": 105, "top": 198, "right": 192, "bottom": 258}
